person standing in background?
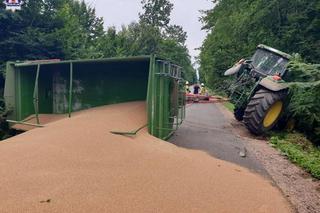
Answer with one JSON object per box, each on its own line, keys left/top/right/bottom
{"left": 200, "top": 83, "right": 207, "bottom": 95}
{"left": 185, "top": 81, "right": 191, "bottom": 93}
{"left": 193, "top": 84, "right": 200, "bottom": 95}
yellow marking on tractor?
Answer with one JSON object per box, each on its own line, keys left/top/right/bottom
{"left": 263, "top": 101, "right": 283, "bottom": 128}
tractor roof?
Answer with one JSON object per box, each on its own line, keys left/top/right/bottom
{"left": 257, "top": 44, "right": 292, "bottom": 60}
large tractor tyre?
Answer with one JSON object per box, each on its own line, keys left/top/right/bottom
{"left": 243, "top": 89, "right": 287, "bottom": 135}
{"left": 234, "top": 107, "right": 245, "bottom": 121}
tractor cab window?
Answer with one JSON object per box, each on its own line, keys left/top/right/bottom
{"left": 251, "top": 49, "right": 289, "bottom": 76}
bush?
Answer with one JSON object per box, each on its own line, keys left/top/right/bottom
{"left": 285, "top": 59, "right": 320, "bottom": 144}
{"left": 270, "top": 133, "right": 320, "bottom": 179}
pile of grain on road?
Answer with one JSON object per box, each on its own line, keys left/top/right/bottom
{"left": 0, "top": 101, "right": 292, "bottom": 213}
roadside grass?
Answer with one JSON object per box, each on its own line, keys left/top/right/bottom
{"left": 209, "top": 90, "right": 234, "bottom": 112}
{"left": 223, "top": 102, "right": 235, "bottom": 112}
{"left": 269, "top": 132, "right": 320, "bottom": 179}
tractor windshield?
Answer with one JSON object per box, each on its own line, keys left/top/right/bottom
{"left": 251, "top": 49, "right": 289, "bottom": 76}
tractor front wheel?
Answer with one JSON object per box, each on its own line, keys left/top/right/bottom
{"left": 234, "top": 107, "right": 245, "bottom": 121}
{"left": 243, "top": 89, "right": 287, "bottom": 135}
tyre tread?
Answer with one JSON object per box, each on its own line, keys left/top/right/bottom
{"left": 243, "top": 89, "right": 287, "bottom": 135}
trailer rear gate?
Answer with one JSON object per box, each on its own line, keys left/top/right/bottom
{"left": 4, "top": 56, "right": 185, "bottom": 140}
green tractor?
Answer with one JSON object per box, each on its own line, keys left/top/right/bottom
{"left": 225, "top": 44, "right": 291, "bottom": 135}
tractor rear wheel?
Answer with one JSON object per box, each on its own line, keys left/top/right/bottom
{"left": 243, "top": 89, "right": 287, "bottom": 135}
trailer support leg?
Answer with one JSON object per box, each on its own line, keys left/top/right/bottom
{"left": 33, "top": 65, "right": 40, "bottom": 124}
{"left": 68, "top": 62, "right": 73, "bottom": 118}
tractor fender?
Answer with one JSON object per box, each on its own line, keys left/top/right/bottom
{"left": 259, "top": 77, "right": 288, "bottom": 92}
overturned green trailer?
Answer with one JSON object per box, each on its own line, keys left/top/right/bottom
{"left": 4, "top": 56, "right": 185, "bottom": 140}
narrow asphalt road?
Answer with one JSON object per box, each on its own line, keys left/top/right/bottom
{"left": 169, "top": 103, "right": 267, "bottom": 175}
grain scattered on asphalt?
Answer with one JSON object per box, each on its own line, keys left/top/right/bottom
{"left": 0, "top": 101, "right": 292, "bottom": 212}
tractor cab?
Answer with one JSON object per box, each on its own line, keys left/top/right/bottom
{"left": 251, "top": 45, "right": 291, "bottom": 78}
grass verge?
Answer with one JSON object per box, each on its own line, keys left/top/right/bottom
{"left": 223, "top": 102, "right": 235, "bottom": 112}
{"left": 269, "top": 132, "right": 320, "bottom": 179}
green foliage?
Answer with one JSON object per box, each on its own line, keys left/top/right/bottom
{"left": 286, "top": 59, "right": 320, "bottom": 143}
{"left": 139, "top": 0, "right": 173, "bottom": 28}
{"left": 0, "top": 0, "right": 104, "bottom": 70}
{"left": 200, "top": 0, "right": 320, "bottom": 91}
{"left": 96, "top": 0, "right": 196, "bottom": 81}
{"left": 139, "top": 0, "right": 195, "bottom": 80}
{"left": 0, "top": 0, "right": 195, "bottom": 80}
{"left": 270, "top": 133, "right": 320, "bottom": 179}
{"left": 286, "top": 56, "right": 320, "bottom": 82}
{"left": 0, "top": 1, "right": 64, "bottom": 66}
{"left": 223, "top": 102, "right": 235, "bottom": 112}
{"left": 54, "top": 0, "right": 105, "bottom": 59}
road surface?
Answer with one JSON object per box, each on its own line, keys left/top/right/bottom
{"left": 170, "top": 103, "right": 267, "bottom": 175}
{"left": 170, "top": 103, "right": 320, "bottom": 213}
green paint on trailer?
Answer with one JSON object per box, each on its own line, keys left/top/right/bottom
{"left": 4, "top": 56, "right": 185, "bottom": 140}
{"left": 68, "top": 63, "right": 73, "bottom": 118}
{"left": 4, "top": 63, "right": 17, "bottom": 118}
{"left": 33, "top": 64, "right": 40, "bottom": 124}
{"left": 19, "top": 66, "right": 37, "bottom": 121}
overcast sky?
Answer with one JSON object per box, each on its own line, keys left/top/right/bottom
{"left": 85, "top": 0, "right": 213, "bottom": 62}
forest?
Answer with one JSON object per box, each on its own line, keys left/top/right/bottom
{"left": 0, "top": 0, "right": 196, "bottom": 84}
{"left": 200, "top": 0, "right": 320, "bottom": 142}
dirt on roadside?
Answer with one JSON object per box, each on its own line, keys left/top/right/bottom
{"left": 217, "top": 103, "right": 320, "bottom": 213}
{"left": 0, "top": 101, "right": 292, "bottom": 213}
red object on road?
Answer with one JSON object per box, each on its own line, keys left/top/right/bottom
{"left": 186, "top": 93, "right": 228, "bottom": 104}
{"left": 186, "top": 93, "right": 214, "bottom": 103}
